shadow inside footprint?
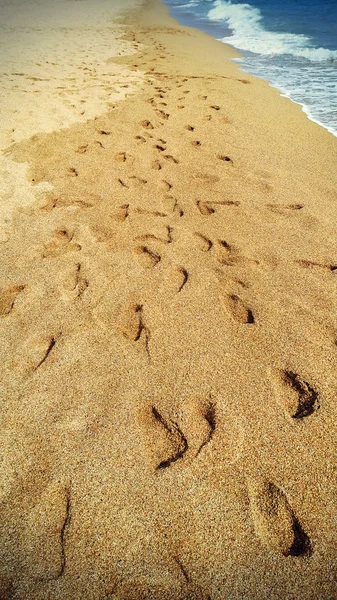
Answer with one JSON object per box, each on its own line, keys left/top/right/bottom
{"left": 279, "top": 371, "right": 320, "bottom": 419}
{"left": 223, "top": 294, "right": 254, "bottom": 324}
{"left": 0, "top": 285, "right": 25, "bottom": 316}
{"left": 247, "top": 478, "right": 311, "bottom": 557}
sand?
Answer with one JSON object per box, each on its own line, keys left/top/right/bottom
{"left": 0, "top": 0, "right": 144, "bottom": 242}
{"left": 1, "top": 0, "right": 337, "bottom": 598}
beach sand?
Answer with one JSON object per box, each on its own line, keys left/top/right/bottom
{"left": 1, "top": 0, "right": 337, "bottom": 598}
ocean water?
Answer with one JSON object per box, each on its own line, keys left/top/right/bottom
{"left": 164, "top": 0, "right": 337, "bottom": 137}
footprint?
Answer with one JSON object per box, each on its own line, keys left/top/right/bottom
{"left": 135, "top": 230, "right": 171, "bottom": 245}
{"left": 140, "top": 120, "right": 154, "bottom": 129}
{"left": 166, "top": 266, "right": 188, "bottom": 293}
{"left": 152, "top": 160, "right": 162, "bottom": 170}
{"left": 25, "top": 480, "right": 71, "bottom": 580}
{"left": 134, "top": 135, "right": 146, "bottom": 143}
{"left": 144, "top": 406, "right": 188, "bottom": 471}
{"left": 114, "top": 152, "right": 127, "bottom": 163}
{"left": 247, "top": 478, "right": 311, "bottom": 557}
{"left": 128, "top": 176, "right": 147, "bottom": 188}
{"left": 164, "top": 155, "right": 179, "bottom": 164}
{"left": 135, "top": 208, "right": 167, "bottom": 218}
{"left": 196, "top": 201, "right": 214, "bottom": 216}
{"left": 191, "top": 140, "right": 201, "bottom": 147}
{"left": 113, "top": 204, "right": 129, "bottom": 222}
{"left": 116, "top": 302, "right": 143, "bottom": 341}
{"left": 160, "top": 180, "right": 172, "bottom": 192}
{"left": 194, "top": 232, "right": 212, "bottom": 252}
{"left": 276, "top": 371, "right": 320, "bottom": 419}
{"left": 12, "top": 333, "right": 59, "bottom": 377}
{"left": 134, "top": 246, "right": 161, "bottom": 268}
{"left": 173, "top": 200, "right": 184, "bottom": 217}
{"left": 267, "top": 204, "right": 304, "bottom": 215}
{"left": 223, "top": 294, "right": 254, "bottom": 324}
{"left": 210, "top": 105, "right": 220, "bottom": 111}
{"left": 180, "top": 397, "right": 217, "bottom": 458}
{"left": 295, "top": 259, "right": 336, "bottom": 271}
{"left": 217, "top": 155, "right": 233, "bottom": 164}
{"left": 214, "top": 200, "right": 240, "bottom": 208}
{"left": 75, "top": 144, "right": 88, "bottom": 154}
{"left": 215, "top": 240, "right": 239, "bottom": 266}
{"left": 43, "top": 229, "right": 81, "bottom": 258}
{"left": 184, "top": 125, "right": 194, "bottom": 131}
{"left": 0, "top": 285, "right": 25, "bottom": 316}
{"left": 155, "top": 110, "right": 169, "bottom": 120}
{"left": 63, "top": 263, "right": 88, "bottom": 298}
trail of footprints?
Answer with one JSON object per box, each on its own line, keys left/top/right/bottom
{"left": 4, "top": 40, "right": 329, "bottom": 577}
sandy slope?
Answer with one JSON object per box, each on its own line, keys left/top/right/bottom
{"left": 1, "top": 0, "right": 337, "bottom": 598}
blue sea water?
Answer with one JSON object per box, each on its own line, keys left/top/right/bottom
{"left": 163, "top": 0, "right": 337, "bottom": 137}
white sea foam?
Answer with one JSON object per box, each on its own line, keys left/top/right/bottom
{"left": 208, "top": 0, "right": 337, "bottom": 62}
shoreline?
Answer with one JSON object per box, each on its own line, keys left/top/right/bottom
{"left": 1, "top": 0, "right": 337, "bottom": 598}
{"left": 162, "top": 0, "right": 337, "bottom": 140}
{"left": 231, "top": 57, "right": 337, "bottom": 139}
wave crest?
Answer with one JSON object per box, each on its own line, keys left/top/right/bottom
{"left": 208, "top": 0, "right": 337, "bottom": 63}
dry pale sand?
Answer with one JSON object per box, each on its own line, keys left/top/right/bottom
{"left": 0, "top": 0, "right": 144, "bottom": 242}
{"left": 1, "top": 0, "right": 337, "bottom": 598}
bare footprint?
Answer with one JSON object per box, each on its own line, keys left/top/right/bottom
{"left": 276, "top": 371, "right": 320, "bottom": 419}
{"left": 134, "top": 208, "right": 167, "bottom": 217}
{"left": 114, "top": 152, "right": 127, "bottom": 163}
{"left": 116, "top": 302, "right": 143, "bottom": 341}
{"left": 194, "top": 232, "right": 212, "bottom": 252}
{"left": 155, "top": 110, "right": 169, "bottom": 120}
{"left": 134, "top": 135, "right": 146, "bottom": 143}
{"left": 63, "top": 263, "right": 88, "bottom": 298}
{"left": 164, "top": 155, "right": 179, "bottom": 164}
{"left": 165, "top": 266, "right": 188, "bottom": 294}
{"left": 139, "top": 406, "right": 188, "bottom": 471}
{"left": 43, "top": 229, "right": 81, "bottom": 258}
{"left": 113, "top": 204, "right": 129, "bottom": 222}
{"left": 217, "top": 155, "right": 233, "bottom": 164}
{"left": 196, "top": 201, "right": 214, "bottom": 216}
{"left": 12, "top": 333, "right": 59, "bottom": 377}
{"left": 25, "top": 480, "right": 71, "bottom": 580}
{"left": 179, "top": 396, "right": 217, "bottom": 458}
{"left": 247, "top": 477, "right": 311, "bottom": 556}
{"left": 140, "top": 120, "right": 154, "bottom": 129}
{"left": 160, "top": 180, "right": 172, "bottom": 192}
{"left": 215, "top": 240, "right": 240, "bottom": 266}
{"left": 134, "top": 246, "right": 161, "bottom": 268}
{"left": 128, "top": 176, "right": 147, "bottom": 188}
{"left": 0, "top": 285, "right": 25, "bottom": 316}
{"left": 267, "top": 204, "right": 304, "bottom": 215}
{"left": 223, "top": 294, "right": 254, "bottom": 324}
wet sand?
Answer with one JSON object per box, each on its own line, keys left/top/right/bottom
{"left": 1, "top": 0, "right": 337, "bottom": 598}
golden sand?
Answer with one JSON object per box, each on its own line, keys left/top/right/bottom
{"left": 1, "top": 0, "right": 337, "bottom": 598}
